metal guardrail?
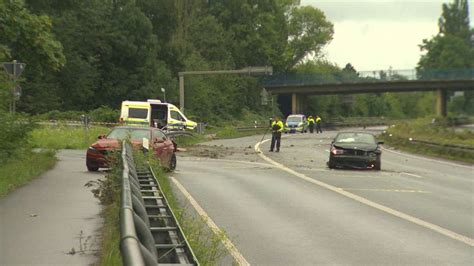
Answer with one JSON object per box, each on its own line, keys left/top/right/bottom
{"left": 120, "top": 141, "right": 199, "bottom": 266}
{"left": 235, "top": 118, "right": 391, "bottom": 132}
{"left": 409, "top": 139, "right": 474, "bottom": 152}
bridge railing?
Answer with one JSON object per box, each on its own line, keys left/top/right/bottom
{"left": 263, "top": 68, "right": 474, "bottom": 87}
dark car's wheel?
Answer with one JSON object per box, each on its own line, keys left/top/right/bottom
{"left": 374, "top": 156, "right": 381, "bottom": 170}
{"left": 87, "top": 165, "right": 99, "bottom": 172}
{"left": 167, "top": 153, "right": 177, "bottom": 172}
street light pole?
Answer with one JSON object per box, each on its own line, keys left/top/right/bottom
{"left": 178, "top": 66, "right": 273, "bottom": 112}
{"left": 161, "top": 87, "right": 166, "bottom": 102}
{"left": 179, "top": 75, "right": 184, "bottom": 111}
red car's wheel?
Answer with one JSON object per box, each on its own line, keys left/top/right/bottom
{"left": 166, "top": 153, "right": 177, "bottom": 172}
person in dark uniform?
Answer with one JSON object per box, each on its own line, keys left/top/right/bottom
{"left": 270, "top": 117, "right": 284, "bottom": 152}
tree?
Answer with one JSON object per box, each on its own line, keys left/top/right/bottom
{"left": 0, "top": 1, "right": 65, "bottom": 69}
{"left": 438, "top": 0, "right": 471, "bottom": 41}
{"left": 284, "top": 6, "right": 334, "bottom": 70}
{"left": 417, "top": 0, "right": 474, "bottom": 114}
{"left": 343, "top": 63, "right": 357, "bottom": 74}
{"left": 0, "top": 0, "right": 65, "bottom": 112}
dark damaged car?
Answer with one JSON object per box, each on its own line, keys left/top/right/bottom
{"left": 328, "top": 132, "right": 383, "bottom": 170}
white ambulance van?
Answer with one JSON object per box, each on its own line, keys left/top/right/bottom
{"left": 120, "top": 100, "right": 197, "bottom": 130}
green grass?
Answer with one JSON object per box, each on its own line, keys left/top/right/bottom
{"left": 0, "top": 150, "right": 57, "bottom": 198}
{"left": 96, "top": 202, "right": 122, "bottom": 266}
{"left": 382, "top": 118, "right": 474, "bottom": 164}
{"left": 30, "top": 125, "right": 110, "bottom": 149}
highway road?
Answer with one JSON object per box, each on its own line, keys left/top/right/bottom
{"left": 173, "top": 130, "right": 474, "bottom": 265}
{"left": 0, "top": 150, "right": 103, "bottom": 266}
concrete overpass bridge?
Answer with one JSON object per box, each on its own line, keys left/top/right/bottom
{"left": 262, "top": 69, "right": 474, "bottom": 116}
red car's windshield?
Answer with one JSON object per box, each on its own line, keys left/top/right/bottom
{"left": 107, "top": 128, "right": 150, "bottom": 141}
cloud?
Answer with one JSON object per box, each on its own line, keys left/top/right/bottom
{"left": 323, "top": 20, "right": 438, "bottom": 71}
{"left": 301, "top": 0, "right": 473, "bottom": 22}
{"left": 301, "top": 0, "right": 474, "bottom": 70}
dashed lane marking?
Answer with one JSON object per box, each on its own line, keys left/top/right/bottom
{"left": 170, "top": 176, "right": 251, "bottom": 266}
{"left": 340, "top": 188, "right": 430, "bottom": 193}
{"left": 255, "top": 138, "right": 474, "bottom": 247}
{"left": 401, "top": 172, "right": 423, "bottom": 178}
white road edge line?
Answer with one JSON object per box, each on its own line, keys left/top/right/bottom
{"left": 170, "top": 176, "right": 251, "bottom": 266}
{"left": 255, "top": 139, "right": 474, "bottom": 247}
{"left": 382, "top": 146, "right": 474, "bottom": 170}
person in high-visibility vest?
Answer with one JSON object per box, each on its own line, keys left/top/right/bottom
{"left": 307, "top": 116, "right": 315, "bottom": 133}
{"left": 315, "top": 115, "right": 322, "bottom": 133}
{"left": 270, "top": 117, "right": 284, "bottom": 152}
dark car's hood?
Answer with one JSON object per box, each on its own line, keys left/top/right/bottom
{"left": 333, "top": 142, "right": 378, "bottom": 151}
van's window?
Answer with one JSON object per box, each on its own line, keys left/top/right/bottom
{"left": 128, "top": 108, "right": 148, "bottom": 119}
{"left": 170, "top": 110, "right": 184, "bottom": 121}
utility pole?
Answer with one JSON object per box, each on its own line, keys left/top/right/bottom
{"left": 12, "top": 60, "right": 16, "bottom": 113}
{"left": 178, "top": 66, "right": 273, "bottom": 112}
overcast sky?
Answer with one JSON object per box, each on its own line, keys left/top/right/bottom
{"left": 301, "top": 0, "right": 474, "bottom": 71}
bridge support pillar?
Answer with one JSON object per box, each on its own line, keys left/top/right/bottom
{"left": 436, "top": 89, "right": 447, "bottom": 117}
{"left": 291, "top": 93, "right": 305, "bottom": 114}
{"left": 291, "top": 93, "right": 297, "bottom": 114}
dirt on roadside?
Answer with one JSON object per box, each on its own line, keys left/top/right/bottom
{"left": 179, "top": 144, "right": 258, "bottom": 159}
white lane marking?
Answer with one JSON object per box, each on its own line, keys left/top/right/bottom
{"left": 401, "top": 172, "right": 423, "bottom": 178}
{"left": 255, "top": 139, "right": 474, "bottom": 247}
{"left": 170, "top": 176, "right": 251, "bottom": 266}
{"left": 341, "top": 188, "right": 430, "bottom": 193}
{"left": 382, "top": 146, "right": 474, "bottom": 170}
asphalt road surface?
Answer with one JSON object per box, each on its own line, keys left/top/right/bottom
{"left": 0, "top": 150, "right": 103, "bottom": 266}
{"left": 173, "top": 129, "right": 473, "bottom": 265}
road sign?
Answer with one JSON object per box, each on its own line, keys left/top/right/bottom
{"left": 3, "top": 62, "right": 26, "bottom": 79}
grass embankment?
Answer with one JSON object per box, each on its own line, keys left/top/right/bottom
{"left": 31, "top": 125, "right": 110, "bottom": 149}
{"left": 381, "top": 118, "right": 474, "bottom": 164}
{"left": 97, "top": 202, "right": 121, "bottom": 266}
{"left": 0, "top": 150, "right": 57, "bottom": 198}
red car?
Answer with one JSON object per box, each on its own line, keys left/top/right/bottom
{"left": 86, "top": 126, "right": 177, "bottom": 171}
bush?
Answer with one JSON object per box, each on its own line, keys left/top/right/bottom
{"left": 0, "top": 111, "right": 35, "bottom": 161}
{"left": 88, "top": 106, "right": 119, "bottom": 123}
{"left": 35, "top": 110, "right": 85, "bottom": 121}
